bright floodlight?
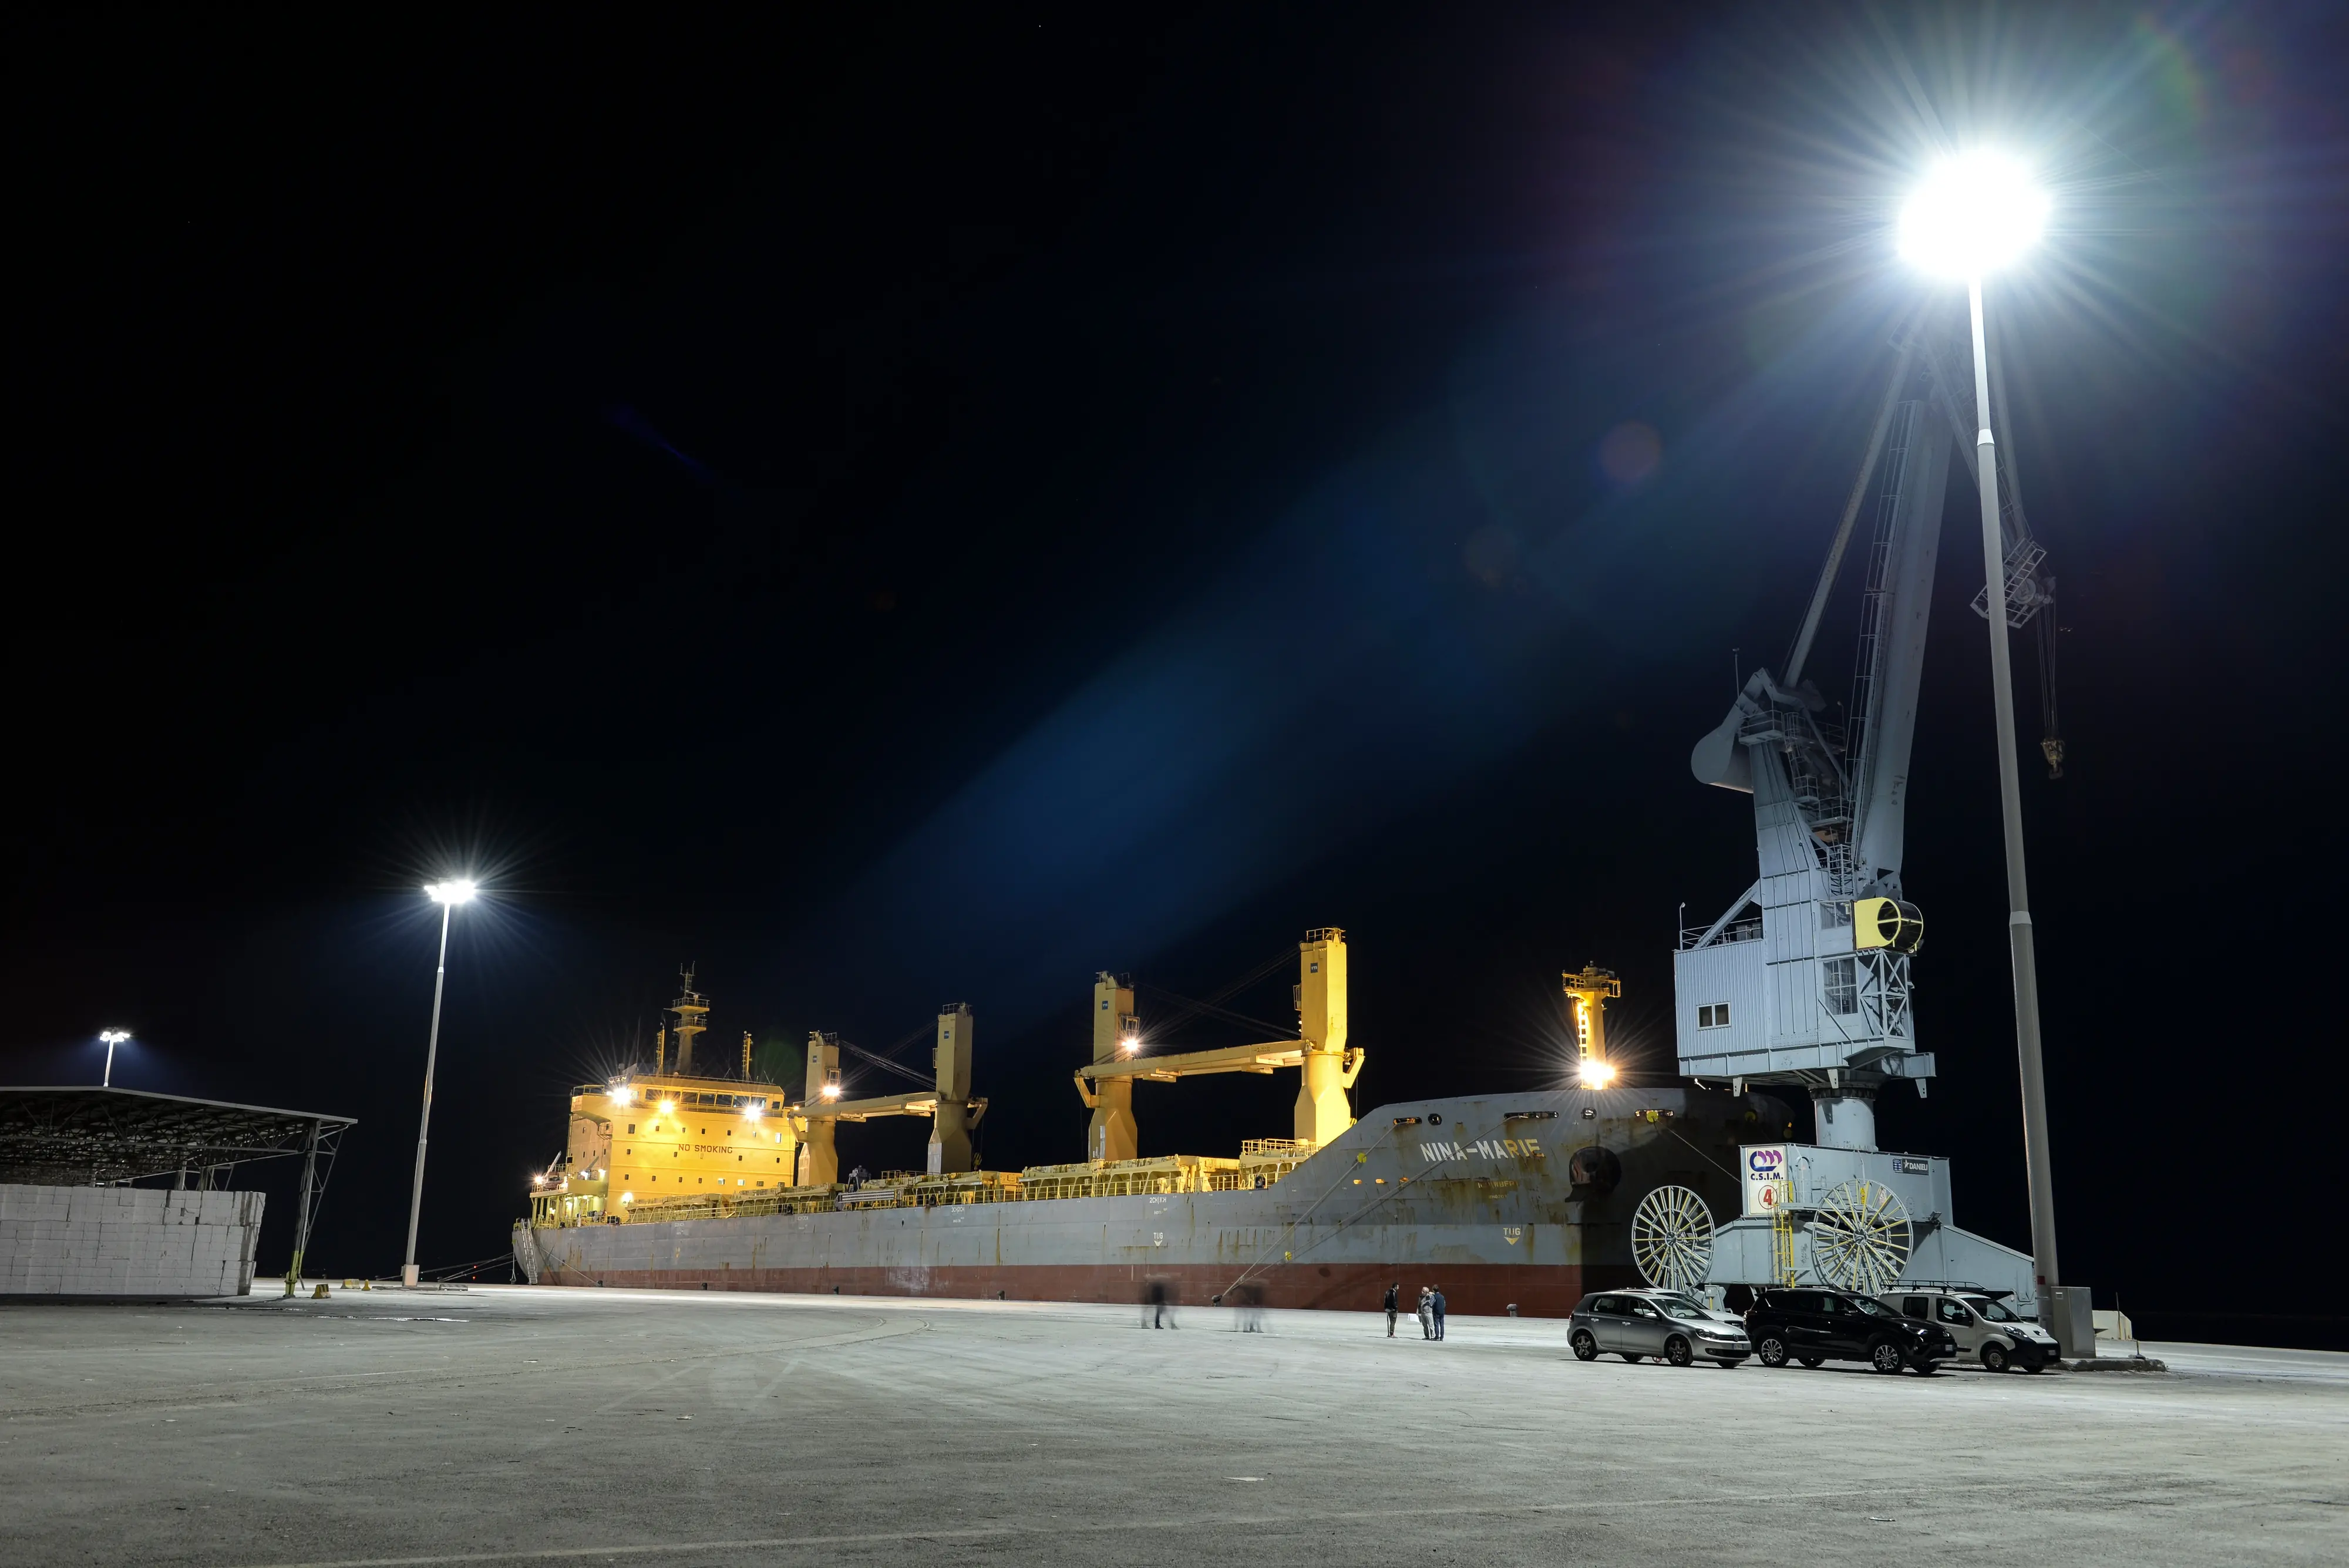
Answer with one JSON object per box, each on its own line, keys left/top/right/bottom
{"left": 425, "top": 878, "right": 478, "bottom": 905}
{"left": 1898, "top": 152, "right": 2047, "bottom": 277}
{"left": 1579, "top": 1059, "right": 1617, "bottom": 1089}
{"left": 100, "top": 1029, "right": 131, "bottom": 1046}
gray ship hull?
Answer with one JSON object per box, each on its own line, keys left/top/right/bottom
{"left": 515, "top": 1089, "right": 1777, "bottom": 1317}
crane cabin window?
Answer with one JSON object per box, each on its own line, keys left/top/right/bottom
{"left": 1824, "top": 957, "right": 1859, "bottom": 1015}
{"left": 1697, "top": 1004, "right": 1732, "bottom": 1029}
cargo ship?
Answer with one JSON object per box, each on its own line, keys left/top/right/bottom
{"left": 514, "top": 933, "right": 1784, "bottom": 1315}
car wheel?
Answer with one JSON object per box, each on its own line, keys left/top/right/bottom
{"left": 1570, "top": 1329, "right": 1599, "bottom": 1362}
{"left": 1756, "top": 1335, "right": 1789, "bottom": 1368}
{"left": 1981, "top": 1342, "right": 2010, "bottom": 1374}
{"left": 1869, "top": 1339, "right": 1906, "bottom": 1374}
{"left": 1797, "top": 1355, "right": 1825, "bottom": 1368}
{"left": 1665, "top": 1335, "right": 1694, "bottom": 1368}
{"left": 1618, "top": 1353, "right": 1643, "bottom": 1364}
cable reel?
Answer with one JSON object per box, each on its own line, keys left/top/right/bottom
{"left": 1630, "top": 1184, "right": 1715, "bottom": 1293}
{"left": 1810, "top": 1177, "right": 1913, "bottom": 1294}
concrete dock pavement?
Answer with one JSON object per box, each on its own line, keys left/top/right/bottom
{"left": 1, "top": 1286, "right": 2341, "bottom": 1566}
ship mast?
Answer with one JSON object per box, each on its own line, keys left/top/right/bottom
{"left": 669, "top": 967, "right": 709, "bottom": 1076}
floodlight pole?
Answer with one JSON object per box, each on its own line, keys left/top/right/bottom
{"left": 1966, "top": 275, "right": 2064, "bottom": 1335}
{"left": 402, "top": 899, "right": 456, "bottom": 1289}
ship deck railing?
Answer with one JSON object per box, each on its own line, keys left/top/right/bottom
{"left": 536, "top": 1143, "right": 1330, "bottom": 1227}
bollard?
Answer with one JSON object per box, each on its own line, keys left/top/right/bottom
{"left": 312, "top": 1282, "right": 331, "bottom": 1299}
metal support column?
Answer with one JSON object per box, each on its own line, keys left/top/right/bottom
{"left": 284, "top": 1118, "right": 322, "bottom": 1297}
{"left": 403, "top": 900, "right": 455, "bottom": 1289}
{"left": 1967, "top": 276, "right": 2067, "bottom": 1348}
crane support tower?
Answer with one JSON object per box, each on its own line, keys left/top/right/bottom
{"left": 1561, "top": 965, "right": 1620, "bottom": 1075}
{"left": 1672, "top": 307, "right": 2071, "bottom": 1328}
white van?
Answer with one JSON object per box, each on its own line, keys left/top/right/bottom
{"left": 1880, "top": 1288, "right": 2058, "bottom": 1372}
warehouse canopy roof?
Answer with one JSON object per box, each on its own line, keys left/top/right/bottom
{"left": 0, "top": 1086, "right": 356, "bottom": 1186}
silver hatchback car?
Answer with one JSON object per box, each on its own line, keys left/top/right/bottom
{"left": 1570, "top": 1288, "right": 1751, "bottom": 1367}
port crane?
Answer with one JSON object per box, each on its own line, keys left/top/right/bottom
{"left": 1648, "top": 303, "right": 2057, "bottom": 1309}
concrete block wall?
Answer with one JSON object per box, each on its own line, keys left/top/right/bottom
{"left": 0, "top": 1185, "right": 266, "bottom": 1297}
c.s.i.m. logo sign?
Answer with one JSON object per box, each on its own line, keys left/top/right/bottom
{"left": 1743, "top": 1144, "right": 1790, "bottom": 1216}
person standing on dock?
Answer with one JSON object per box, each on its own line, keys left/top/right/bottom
{"left": 1432, "top": 1287, "right": 1448, "bottom": 1341}
{"left": 1384, "top": 1281, "right": 1399, "bottom": 1337}
{"left": 1417, "top": 1286, "right": 1435, "bottom": 1340}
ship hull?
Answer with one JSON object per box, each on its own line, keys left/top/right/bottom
{"left": 515, "top": 1089, "right": 1775, "bottom": 1318}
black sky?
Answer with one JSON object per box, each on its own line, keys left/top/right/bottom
{"left": 11, "top": 4, "right": 2348, "bottom": 1342}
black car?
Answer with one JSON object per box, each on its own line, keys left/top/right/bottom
{"left": 1744, "top": 1287, "right": 1956, "bottom": 1375}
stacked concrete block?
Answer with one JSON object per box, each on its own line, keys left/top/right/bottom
{"left": 0, "top": 1185, "right": 266, "bottom": 1297}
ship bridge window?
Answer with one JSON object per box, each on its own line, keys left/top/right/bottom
{"left": 628, "top": 1125, "right": 637, "bottom": 1135}
{"left": 1698, "top": 1004, "right": 1731, "bottom": 1029}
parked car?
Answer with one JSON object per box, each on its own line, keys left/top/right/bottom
{"left": 1880, "top": 1288, "right": 2057, "bottom": 1372}
{"left": 1623, "top": 1286, "right": 1747, "bottom": 1331}
{"left": 1570, "top": 1290, "right": 1751, "bottom": 1367}
{"left": 1744, "top": 1287, "right": 1956, "bottom": 1375}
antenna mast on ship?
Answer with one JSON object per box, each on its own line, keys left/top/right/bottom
{"left": 669, "top": 966, "right": 709, "bottom": 1076}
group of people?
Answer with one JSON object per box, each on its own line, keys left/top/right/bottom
{"left": 1384, "top": 1281, "right": 1446, "bottom": 1340}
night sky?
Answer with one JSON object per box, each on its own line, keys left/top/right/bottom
{"left": 14, "top": 6, "right": 2347, "bottom": 1343}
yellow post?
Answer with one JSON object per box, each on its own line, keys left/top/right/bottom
{"left": 802, "top": 1032, "right": 842, "bottom": 1185}
{"left": 928, "top": 1004, "right": 975, "bottom": 1175}
{"left": 1083, "top": 972, "right": 1139, "bottom": 1163}
{"left": 1563, "top": 963, "right": 1621, "bottom": 1073}
{"left": 774, "top": 1109, "right": 803, "bottom": 1189}
{"left": 1293, "top": 928, "right": 1359, "bottom": 1147}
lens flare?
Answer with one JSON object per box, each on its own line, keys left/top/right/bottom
{"left": 1898, "top": 152, "right": 2048, "bottom": 278}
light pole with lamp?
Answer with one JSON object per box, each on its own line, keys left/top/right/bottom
{"left": 1897, "top": 153, "right": 2082, "bottom": 1353}
{"left": 99, "top": 1029, "right": 131, "bottom": 1087}
{"left": 403, "top": 879, "right": 477, "bottom": 1288}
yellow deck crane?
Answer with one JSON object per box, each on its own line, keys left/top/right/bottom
{"left": 1075, "top": 928, "right": 1362, "bottom": 1160}
{"left": 793, "top": 1005, "right": 988, "bottom": 1185}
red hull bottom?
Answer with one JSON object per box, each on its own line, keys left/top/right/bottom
{"left": 535, "top": 1261, "right": 1640, "bottom": 1318}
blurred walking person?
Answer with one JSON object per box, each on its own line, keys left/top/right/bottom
{"left": 1417, "top": 1286, "right": 1435, "bottom": 1340}
{"left": 1384, "top": 1281, "right": 1399, "bottom": 1337}
{"left": 1432, "top": 1286, "right": 1448, "bottom": 1341}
